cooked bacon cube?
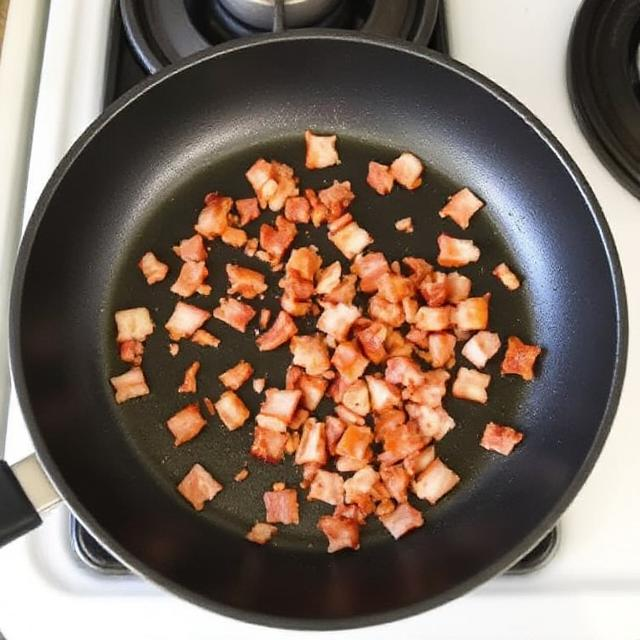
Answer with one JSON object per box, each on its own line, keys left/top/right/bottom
{"left": 437, "top": 233, "right": 481, "bottom": 268}
{"left": 329, "top": 221, "right": 373, "bottom": 260}
{"left": 365, "top": 375, "right": 402, "bottom": 414}
{"left": 261, "top": 388, "right": 302, "bottom": 424}
{"left": 305, "top": 130, "right": 340, "bottom": 169}
{"left": 336, "top": 455, "right": 371, "bottom": 473}
{"left": 445, "top": 271, "right": 472, "bottom": 303}
{"left": 173, "top": 234, "right": 207, "bottom": 263}
{"left": 115, "top": 307, "right": 154, "bottom": 343}
{"left": 284, "top": 195, "right": 311, "bottom": 223}
{"left": 269, "top": 161, "right": 300, "bottom": 211}
{"left": 246, "top": 158, "right": 278, "bottom": 209}
{"left": 317, "top": 302, "right": 361, "bottom": 342}
{"left": 318, "top": 180, "right": 355, "bottom": 219}
{"left": 295, "top": 419, "right": 327, "bottom": 465}
{"left": 110, "top": 366, "right": 150, "bottom": 404}
{"left": 246, "top": 522, "right": 277, "bottom": 544}
{"left": 286, "top": 246, "right": 322, "bottom": 281}
{"left": 308, "top": 469, "right": 344, "bottom": 505}
{"left": 223, "top": 224, "right": 250, "bottom": 246}
{"left": 462, "top": 331, "right": 501, "bottom": 369}
{"left": 178, "top": 361, "right": 200, "bottom": 393}
{"left": 315, "top": 261, "right": 341, "bottom": 295}
{"left": 374, "top": 408, "right": 406, "bottom": 442}
{"left": 191, "top": 328, "right": 220, "bottom": 347}
{"left": 367, "top": 161, "right": 394, "bottom": 195}
{"left": 138, "top": 252, "right": 168, "bottom": 284}
{"left": 251, "top": 426, "right": 287, "bottom": 463}
{"left": 379, "top": 464, "right": 410, "bottom": 502}
{"left": 344, "top": 465, "right": 379, "bottom": 503}
{"left": 165, "top": 302, "right": 210, "bottom": 340}
{"left": 335, "top": 424, "right": 373, "bottom": 460}
{"left": 170, "top": 261, "right": 208, "bottom": 298}
{"left": 264, "top": 488, "right": 299, "bottom": 525}
{"left": 452, "top": 367, "right": 491, "bottom": 404}
{"left": 378, "top": 273, "right": 415, "bottom": 304}
{"left": 439, "top": 187, "right": 484, "bottom": 229}
{"left": 215, "top": 391, "right": 250, "bottom": 430}
{"left": 406, "top": 403, "right": 454, "bottom": 441}
{"left": 327, "top": 375, "right": 349, "bottom": 404}
{"left": 226, "top": 264, "right": 267, "bottom": 299}
{"left": 481, "top": 422, "right": 524, "bottom": 455}
{"left": 355, "top": 321, "right": 387, "bottom": 364}
{"left": 322, "top": 275, "right": 357, "bottom": 305}
{"left": 413, "top": 458, "right": 460, "bottom": 504}
{"left": 326, "top": 416, "right": 347, "bottom": 456}
{"left": 414, "top": 306, "right": 452, "bottom": 332}
{"left": 213, "top": 297, "right": 256, "bottom": 333}
{"left": 368, "top": 294, "right": 405, "bottom": 328}
{"left": 501, "top": 336, "right": 541, "bottom": 381}
{"left": 390, "top": 152, "right": 423, "bottom": 190}
{"left": 405, "top": 328, "right": 429, "bottom": 349}
{"left": 298, "top": 374, "right": 328, "bottom": 411}
{"left": 279, "top": 271, "right": 315, "bottom": 304}
{"left": 419, "top": 272, "right": 447, "bottom": 307}
{"left": 302, "top": 188, "right": 328, "bottom": 227}
{"left": 403, "top": 256, "right": 433, "bottom": 286}
{"left": 395, "top": 217, "right": 414, "bottom": 233}
{"left": 493, "top": 262, "right": 521, "bottom": 290}
{"left": 119, "top": 339, "right": 144, "bottom": 366}
{"left": 403, "top": 446, "right": 436, "bottom": 477}
{"left": 428, "top": 332, "right": 456, "bottom": 368}
{"left": 260, "top": 215, "right": 297, "bottom": 262}
{"left": 318, "top": 515, "right": 360, "bottom": 552}
{"left": 351, "top": 252, "right": 390, "bottom": 293}
{"left": 256, "top": 310, "right": 298, "bottom": 351}
{"left": 334, "top": 403, "right": 365, "bottom": 426}
{"left": 177, "top": 463, "right": 222, "bottom": 511}
{"left": 385, "top": 356, "right": 424, "bottom": 387}
{"left": 378, "top": 421, "right": 426, "bottom": 465}
{"left": 235, "top": 197, "right": 261, "bottom": 227}
{"left": 219, "top": 360, "right": 253, "bottom": 390}
{"left": 379, "top": 503, "right": 424, "bottom": 539}
{"left": 384, "top": 329, "right": 412, "bottom": 358}
{"left": 452, "top": 296, "right": 489, "bottom": 331}
{"left": 166, "top": 403, "right": 206, "bottom": 445}
{"left": 194, "top": 194, "right": 232, "bottom": 239}
{"left": 331, "top": 340, "right": 369, "bottom": 383}
{"left": 341, "top": 380, "right": 371, "bottom": 417}
{"left": 405, "top": 369, "right": 450, "bottom": 408}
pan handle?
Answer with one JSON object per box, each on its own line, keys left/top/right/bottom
{"left": 0, "top": 454, "right": 60, "bottom": 547}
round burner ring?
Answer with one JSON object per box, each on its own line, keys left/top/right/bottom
{"left": 218, "top": 0, "right": 341, "bottom": 29}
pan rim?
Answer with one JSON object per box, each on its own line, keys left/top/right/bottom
{"left": 9, "top": 29, "right": 628, "bottom": 630}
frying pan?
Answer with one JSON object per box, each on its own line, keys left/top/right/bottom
{"left": 1, "top": 32, "right": 626, "bottom": 629}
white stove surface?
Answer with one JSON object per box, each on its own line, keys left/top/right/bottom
{"left": 0, "top": 1, "right": 639, "bottom": 638}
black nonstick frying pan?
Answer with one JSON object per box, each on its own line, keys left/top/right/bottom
{"left": 2, "top": 32, "right": 626, "bottom": 629}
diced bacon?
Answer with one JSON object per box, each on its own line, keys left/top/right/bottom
{"left": 437, "top": 233, "right": 481, "bottom": 267}
{"left": 213, "top": 297, "right": 256, "bottom": 333}
{"left": 366, "top": 161, "right": 394, "bottom": 195}
{"left": 246, "top": 158, "right": 278, "bottom": 209}
{"left": 261, "top": 388, "right": 301, "bottom": 424}
{"left": 414, "top": 306, "right": 451, "bottom": 332}
{"left": 405, "top": 369, "right": 450, "bottom": 407}
{"left": 304, "top": 188, "right": 329, "bottom": 227}
{"left": 315, "top": 261, "right": 341, "bottom": 295}
{"left": 378, "top": 273, "right": 414, "bottom": 304}
{"left": 317, "top": 303, "right": 361, "bottom": 341}
{"left": 285, "top": 365, "right": 304, "bottom": 390}
{"left": 413, "top": 458, "right": 460, "bottom": 504}
{"left": 259, "top": 309, "right": 271, "bottom": 330}
{"left": 219, "top": 360, "right": 253, "bottom": 390}
{"left": 378, "top": 420, "right": 426, "bottom": 465}
{"left": 406, "top": 328, "right": 429, "bottom": 349}
{"left": 452, "top": 367, "right": 491, "bottom": 404}
{"left": 251, "top": 426, "right": 287, "bottom": 463}
{"left": 493, "top": 262, "right": 521, "bottom": 290}
{"left": 308, "top": 470, "right": 344, "bottom": 505}
{"left": 327, "top": 375, "right": 349, "bottom": 403}
{"left": 194, "top": 195, "right": 232, "bottom": 239}
{"left": 166, "top": 403, "right": 206, "bottom": 445}
{"left": 445, "top": 271, "right": 472, "bottom": 303}
{"left": 318, "top": 515, "right": 360, "bottom": 552}
{"left": 390, "top": 152, "right": 423, "bottom": 190}
{"left": 403, "top": 257, "right": 433, "bottom": 286}
{"left": 170, "top": 260, "right": 208, "bottom": 298}
{"left": 403, "top": 446, "right": 436, "bottom": 477}
{"left": 335, "top": 424, "right": 373, "bottom": 460}
{"left": 325, "top": 416, "right": 347, "bottom": 456}
{"left": 215, "top": 391, "right": 250, "bottom": 430}
{"left": 226, "top": 265, "right": 267, "bottom": 300}
{"left": 288, "top": 408, "right": 308, "bottom": 431}
{"left": 329, "top": 221, "right": 373, "bottom": 260}
{"left": 428, "top": 332, "right": 456, "bottom": 368}
{"left": 138, "top": 252, "right": 168, "bottom": 284}
{"left": 298, "top": 374, "right": 328, "bottom": 411}
{"left": 323, "top": 275, "right": 357, "bottom": 305}
{"left": 263, "top": 488, "right": 299, "bottom": 525}
{"left": 203, "top": 397, "right": 215, "bottom": 415}
{"left": 318, "top": 180, "right": 355, "bottom": 219}
{"left": 222, "top": 226, "right": 249, "bottom": 247}
{"left": 501, "top": 336, "right": 542, "bottom": 381}
{"left": 383, "top": 329, "right": 411, "bottom": 358}
{"left": 419, "top": 272, "right": 447, "bottom": 307}
{"left": 177, "top": 463, "right": 222, "bottom": 511}
{"left": 115, "top": 307, "right": 154, "bottom": 343}
{"left": 173, "top": 234, "right": 207, "bottom": 262}
{"left": 304, "top": 130, "right": 340, "bottom": 169}
{"left": 119, "top": 339, "right": 144, "bottom": 366}
{"left": 439, "top": 187, "right": 484, "bottom": 229}
{"left": 286, "top": 246, "right": 322, "bottom": 281}
{"left": 331, "top": 340, "right": 369, "bottom": 383}
{"left": 355, "top": 321, "right": 387, "bottom": 364}
{"left": 401, "top": 298, "right": 418, "bottom": 325}
{"left": 244, "top": 237, "right": 259, "bottom": 257}
{"left": 368, "top": 294, "right": 404, "bottom": 328}
{"left": 342, "top": 380, "right": 371, "bottom": 417}
{"left": 352, "top": 252, "right": 390, "bottom": 293}
{"left": 280, "top": 270, "right": 314, "bottom": 303}
{"left": 285, "top": 431, "right": 300, "bottom": 454}
{"left": 333, "top": 502, "right": 367, "bottom": 525}
{"left": 365, "top": 375, "right": 402, "bottom": 413}
{"left": 452, "top": 295, "right": 489, "bottom": 331}
{"left": 299, "top": 462, "right": 321, "bottom": 489}
{"left": 380, "top": 503, "right": 424, "bottom": 539}
{"left": 374, "top": 408, "right": 406, "bottom": 442}
{"left": 395, "top": 217, "right": 414, "bottom": 233}
{"left": 284, "top": 195, "right": 311, "bottom": 223}
{"left": 256, "top": 310, "right": 298, "bottom": 351}
{"left": 385, "top": 356, "right": 424, "bottom": 387}
{"left": 260, "top": 215, "right": 297, "bottom": 262}
{"left": 295, "top": 419, "right": 327, "bottom": 465}
{"left": 110, "top": 366, "right": 150, "bottom": 404}
{"left": 269, "top": 161, "right": 300, "bottom": 212}
{"left": 462, "top": 331, "right": 501, "bottom": 369}
{"left": 191, "top": 329, "right": 220, "bottom": 347}
{"left": 256, "top": 412, "right": 288, "bottom": 433}
{"left": 379, "top": 464, "right": 410, "bottom": 502}
{"left": 481, "top": 422, "right": 524, "bottom": 455}
{"left": 246, "top": 522, "right": 277, "bottom": 544}
{"left": 178, "top": 361, "right": 200, "bottom": 393}
{"left": 281, "top": 291, "right": 312, "bottom": 317}
{"left": 343, "top": 466, "right": 378, "bottom": 504}
{"left": 336, "top": 455, "right": 371, "bottom": 473}
{"left": 165, "top": 302, "right": 210, "bottom": 340}
{"left": 169, "top": 342, "right": 179, "bottom": 356}
{"left": 335, "top": 403, "right": 365, "bottom": 425}
{"left": 406, "top": 403, "right": 455, "bottom": 441}
{"left": 236, "top": 197, "right": 261, "bottom": 227}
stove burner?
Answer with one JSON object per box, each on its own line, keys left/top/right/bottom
{"left": 568, "top": 0, "right": 640, "bottom": 199}
{"left": 120, "top": 0, "right": 440, "bottom": 74}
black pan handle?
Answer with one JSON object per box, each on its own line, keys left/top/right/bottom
{"left": 0, "top": 454, "right": 60, "bottom": 547}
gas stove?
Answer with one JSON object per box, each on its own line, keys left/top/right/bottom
{"left": 0, "top": 1, "right": 639, "bottom": 638}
